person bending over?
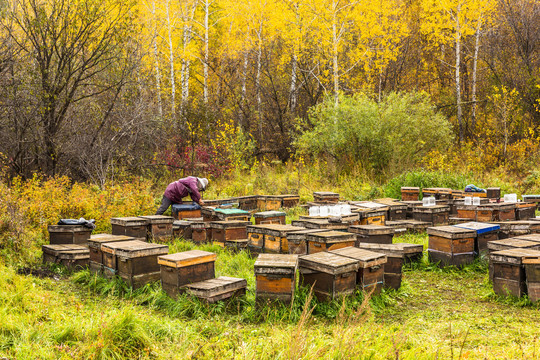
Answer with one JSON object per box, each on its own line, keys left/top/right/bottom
{"left": 156, "top": 176, "right": 208, "bottom": 215}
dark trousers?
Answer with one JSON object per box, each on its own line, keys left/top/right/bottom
{"left": 156, "top": 195, "right": 173, "bottom": 215}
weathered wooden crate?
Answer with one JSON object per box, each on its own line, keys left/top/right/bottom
{"left": 454, "top": 222, "right": 500, "bottom": 255}
{"left": 138, "top": 215, "right": 174, "bottom": 243}
{"left": 427, "top": 226, "right": 476, "bottom": 267}
{"left": 299, "top": 213, "right": 360, "bottom": 225}
{"left": 513, "top": 233, "right": 540, "bottom": 245}
{"left": 247, "top": 225, "right": 266, "bottom": 254}
{"left": 254, "top": 211, "right": 286, "bottom": 225}
{"left": 112, "top": 241, "right": 168, "bottom": 288}
{"left": 386, "top": 219, "right": 431, "bottom": 235}
{"left": 524, "top": 259, "right": 540, "bottom": 302}
{"left": 173, "top": 220, "right": 192, "bottom": 240}
{"left": 158, "top": 250, "right": 216, "bottom": 298}
{"left": 348, "top": 225, "right": 394, "bottom": 245}
{"left": 101, "top": 240, "right": 143, "bottom": 276}
{"left": 354, "top": 242, "right": 407, "bottom": 290}
{"left": 486, "top": 187, "right": 501, "bottom": 199}
{"left": 254, "top": 254, "right": 298, "bottom": 303}
{"left": 257, "top": 195, "right": 283, "bottom": 211}
{"left": 305, "top": 230, "right": 356, "bottom": 254}
{"left": 286, "top": 229, "right": 326, "bottom": 255}
{"left": 209, "top": 220, "right": 251, "bottom": 247}
{"left": 171, "top": 203, "right": 202, "bottom": 220}
{"left": 190, "top": 221, "right": 209, "bottom": 244}
{"left": 490, "top": 248, "right": 540, "bottom": 298}
{"left": 48, "top": 225, "right": 93, "bottom": 245}
{"left": 330, "top": 247, "right": 387, "bottom": 294}
{"left": 298, "top": 218, "right": 349, "bottom": 231}
{"left": 523, "top": 195, "right": 540, "bottom": 204}
{"left": 488, "top": 238, "right": 540, "bottom": 281}
{"left": 88, "top": 234, "right": 135, "bottom": 264}
{"left": 456, "top": 205, "right": 478, "bottom": 220}
{"left": 401, "top": 201, "right": 423, "bottom": 218}
{"left": 237, "top": 196, "right": 259, "bottom": 211}
{"left": 203, "top": 198, "right": 236, "bottom": 207}
{"left": 110, "top": 217, "right": 149, "bottom": 240}
{"left": 277, "top": 194, "right": 300, "bottom": 208}
{"left": 374, "top": 199, "right": 407, "bottom": 220}
{"left": 313, "top": 191, "right": 340, "bottom": 204}
{"left": 423, "top": 188, "right": 452, "bottom": 200}
{"left": 492, "top": 221, "right": 538, "bottom": 239}
{"left": 476, "top": 203, "right": 516, "bottom": 222}
{"left": 413, "top": 205, "right": 450, "bottom": 225}
{"left": 299, "top": 251, "right": 358, "bottom": 300}
{"left": 356, "top": 242, "right": 424, "bottom": 264}
{"left": 42, "top": 244, "right": 89, "bottom": 270}
{"left": 515, "top": 203, "right": 537, "bottom": 220}
{"left": 401, "top": 187, "right": 419, "bottom": 201}
{"left": 354, "top": 209, "right": 386, "bottom": 226}
{"left": 214, "top": 208, "right": 251, "bottom": 222}
{"left": 254, "top": 224, "right": 305, "bottom": 254}
{"left": 451, "top": 190, "right": 465, "bottom": 199}
{"left": 185, "top": 276, "right": 247, "bottom": 303}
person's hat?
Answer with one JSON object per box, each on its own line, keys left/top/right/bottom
{"left": 197, "top": 177, "right": 209, "bottom": 191}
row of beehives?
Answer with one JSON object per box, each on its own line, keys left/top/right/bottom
{"left": 400, "top": 187, "right": 502, "bottom": 201}
{"left": 426, "top": 223, "right": 540, "bottom": 302}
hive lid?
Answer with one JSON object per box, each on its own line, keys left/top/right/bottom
{"left": 413, "top": 205, "right": 450, "bottom": 213}
{"left": 209, "top": 220, "right": 252, "bottom": 228}
{"left": 254, "top": 211, "right": 287, "bottom": 218}
{"left": 313, "top": 191, "right": 339, "bottom": 196}
{"left": 214, "top": 208, "right": 250, "bottom": 215}
{"left": 453, "top": 222, "right": 500, "bottom": 234}
{"left": 513, "top": 234, "right": 540, "bottom": 243}
{"left": 184, "top": 276, "right": 247, "bottom": 295}
{"left": 138, "top": 215, "right": 174, "bottom": 224}
{"left": 348, "top": 225, "right": 394, "bottom": 235}
{"left": 286, "top": 229, "right": 327, "bottom": 239}
{"left": 172, "top": 220, "right": 191, "bottom": 227}
{"left": 254, "top": 253, "right": 298, "bottom": 270}
{"left": 477, "top": 203, "right": 516, "bottom": 210}
{"left": 48, "top": 225, "right": 93, "bottom": 233}
{"left": 357, "top": 242, "right": 424, "bottom": 256}
{"left": 490, "top": 248, "right": 540, "bottom": 265}
{"left": 426, "top": 226, "right": 476, "bottom": 239}
{"left": 171, "top": 203, "right": 202, "bottom": 211}
{"left": 299, "top": 252, "right": 358, "bottom": 274}
{"left": 305, "top": 230, "right": 356, "bottom": 242}
{"left": 351, "top": 201, "right": 389, "bottom": 210}
{"left": 374, "top": 199, "right": 407, "bottom": 208}
{"left": 88, "top": 234, "right": 135, "bottom": 247}
{"left": 102, "top": 240, "right": 168, "bottom": 257}
{"left": 110, "top": 217, "right": 149, "bottom": 226}
{"left": 42, "top": 244, "right": 89, "bottom": 257}
{"left": 158, "top": 250, "right": 216, "bottom": 268}
{"left": 276, "top": 194, "right": 300, "bottom": 199}
{"left": 330, "top": 247, "right": 387, "bottom": 268}
{"left": 401, "top": 187, "right": 420, "bottom": 191}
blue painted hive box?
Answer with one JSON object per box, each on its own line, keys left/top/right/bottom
{"left": 454, "top": 222, "right": 500, "bottom": 255}
{"left": 172, "top": 203, "right": 202, "bottom": 220}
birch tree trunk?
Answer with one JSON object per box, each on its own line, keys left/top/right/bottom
{"left": 332, "top": 0, "right": 339, "bottom": 108}
{"left": 179, "top": 1, "right": 198, "bottom": 114}
{"left": 256, "top": 30, "right": 263, "bottom": 141}
{"left": 166, "top": 0, "right": 176, "bottom": 115}
{"left": 152, "top": 0, "right": 163, "bottom": 117}
{"left": 471, "top": 18, "right": 482, "bottom": 132}
{"left": 455, "top": 3, "right": 463, "bottom": 142}
{"left": 203, "top": 0, "right": 209, "bottom": 104}
{"left": 289, "top": 52, "right": 297, "bottom": 112}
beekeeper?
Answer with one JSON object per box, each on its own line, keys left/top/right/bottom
{"left": 155, "top": 176, "right": 208, "bottom": 215}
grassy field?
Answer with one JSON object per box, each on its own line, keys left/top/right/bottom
{"left": 2, "top": 232, "right": 540, "bottom": 359}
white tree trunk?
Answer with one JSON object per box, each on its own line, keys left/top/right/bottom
{"left": 166, "top": 0, "right": 176, "bottom": 115}
{"left": 332, "top": 0, "right": 339, "bottom": 108}
{"left": 289, "top": 53, "right": 298, "bottom": 112}
{"left": 455, "top": 3, "right": 463, "bottom": 142}
{"left": 256, "top": 32, "right": 263, "bottom": 141}
{"left": 471, "top": 19, "right": 482, "bottom": 132}
{"left": 152, "top": 0, "right": 163, "bottom": 117}
{"left": 203, "top": 0, "right": 209, "bottom": 104}
{"left": 179, "top": 2, "right": 198, "bottom": 114}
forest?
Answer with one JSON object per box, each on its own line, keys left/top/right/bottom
{"left": 0, "top": 0, "right": 538, "bottom": 183}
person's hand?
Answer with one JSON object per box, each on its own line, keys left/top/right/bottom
{"left": 199, "top": 200, "right": 205, "bottom": 206}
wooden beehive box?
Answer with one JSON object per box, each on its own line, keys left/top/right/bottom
{"left": 451, "top": 190, "right": 465, "bottom": 199}
{"left": 492, "top": 221, "right": 537, "bottom": 239}
{"left": 257, "top": 195, "right": 283, "bottom": 211}
{"left": 423, "top": 187, "right": 452, "bottom": 200}
{"left": 413, "top": 205, "right": 450, "bottom": 225}
{"left": 300, "top": 213, "right": 360, "bottom": 225}
{"left": 214, "top": 208, "right": 251, "bottom": 222}
{"left": 524, "top": 258, "right": 540, "bottom": 302}
{"left": 299, "top": 218, "right": 349, "bottom": 231}
{"left": 386, "top": 219, "right": 431, "bottom": 235}
{"left": 330, "top": 247, "right": 387, "bottom": 294}
{"left": 203, "top": 198, "right": 236, "bottom": 207}
{"left": 454, "top": 222, "right": 500, "bottom": 255}
{"left": 456, "top": 204, "right": 478, "bottom": 220}
{"left": 427, "top": 226, "right": 476, "bottom": 267}
{"left": 42, "top": 244, "right": 89, "bottom": 270}
{"left": 254, "top": 254, "right": 298, "bottom": 303}
{"left": 513, "top": 233, "right": 540, "bottom": 245}
{"left": 190, "top": 220, "right": 209, "bottom": 244}
{"left": 476, "top": 203, "right": 516, "bottom": 222}
{"left": 486, "top": 187, "right": 501, "bottom": 199}
{"left": 401, "top": 200, "right": 423, "bottom": 218}
{"left": 523, "top": 195, "right": 540, "bottom": 204}
{"left": 138, "top": 215, "right": 174, "bottom": 243}
{"left": 88, "top": 234, "right": 135, "bottom": 271}
{"left": 490, "top": 248, "right": 540, "bottom": 298}
{"left": 352, "top": 202, "right": 389, "bottom": 221}
{"left": 487, "top": 238, "right": 540, "bottom": 253}
{"left": 448, "top": 217, "right": 475, "bottom": 225}
{"left": 305, "top": 230, "right": 356, "bottom": 254}
{"left": 515, "top": 203, "right": 537, "bottom": 220}
{"left": 299, "top": 251, "right": 358, "bottom": 300}
{"left": 286, "top": 229, "right": 327, "bottom": 255}
{"left": 224, "top": 239, "right": 248, "bottom": 252}
{"left": 172, "top": 220, "right": 192, "bottom": 240}
{"left": 110, "top": 217, "right": 149, "bottom": 240}
{"left": 313, "top": 191, "right": 340, "bottom": 204}
{"left": 48, "top": 225, "right": 93, "bottom": 245}
{"left": 108, "top": 240, "right": 168, "bottom": 288}
{"left": 348, "top": 225, "right": 394, "bottom": 245}
{"left": 258, "top": 224, "right": 305, "bottom": 254}
{"left": 277, "top": 194, "right": 300, "bottom": 208}
{"left": 184, "top": 276, "right": 247, "bottom": 303}
{"left": 254, "top": 211, "right": 286, "bottom": 225}
{"left": 209, "top": 220, "right": 251, "bottom": 247}
{"left": 158, "top": 250, "right": 216, "bottom": 298}
{"left": 247, "top": 225, "right": 266, "bottom": 254}
{"left": 375, "top": 199, "right": 407, "bottom": 220}
{"left": 353, "top": 208, "right": 386, "bottom": 226}
{"left": 237, "top": 195, "right": 259, "bottom": 211}
{"left": 171, "top": 203, "right": 202, "bottom": 220}
{"left": 101, "top": 240, "right": 141, "bottom": 277}
{"left": 401, "top": 187, "right": 419, "bottom": 201}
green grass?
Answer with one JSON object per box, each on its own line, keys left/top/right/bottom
{"left": 2, "top": 233, "right": 540, "bottom": 359}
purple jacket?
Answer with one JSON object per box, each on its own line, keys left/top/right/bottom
{"left": 164, "top": 176, "right": 201, "bottom": 204}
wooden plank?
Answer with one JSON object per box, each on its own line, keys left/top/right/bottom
{"left": 299, "top": 252, "right": 358, "bottom": 274}
{"left": 329, "top": 247, "right": 387, "bottom": 268}
{"left": 426, "top": 226, "right": 476, "bottom": 239}
{"left": 158, "top": 250, "right": 216, "bottom": 268}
